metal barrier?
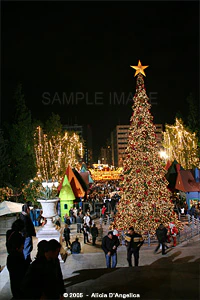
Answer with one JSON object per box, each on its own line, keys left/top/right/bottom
{"left": 98, "top": 214, "right": 200, "bottom": 246}
{"left": 99, "top": 215, "right": 200, "bottom": 247}
{"left": 178, "top": 215, "right": 200, "bottom": 244}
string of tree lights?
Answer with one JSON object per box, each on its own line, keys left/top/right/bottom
{"left": 113, "top": 61, "right": 182, "bottom": 236}
{"left": 21, "top": 126, "right": 83, "bottom": 203}
{"left": 34, "top": 126, "right": 83, "bottom": 181}
{"left": 163, "top": 118, "right": 199, "bottom": 169}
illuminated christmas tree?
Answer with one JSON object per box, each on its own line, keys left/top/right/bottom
{"left": 113, "top": 61, "right": 182, "bottom": 236}
{"left": 163, "top": 118, "right": 200, "bottom": 169}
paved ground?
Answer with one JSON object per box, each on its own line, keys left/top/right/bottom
{"left": 0, "top": 220, "right": 200, "bottom": 300}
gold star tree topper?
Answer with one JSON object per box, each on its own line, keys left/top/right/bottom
{"left": 130, "top": 60, "right": 149, "bottom": 76}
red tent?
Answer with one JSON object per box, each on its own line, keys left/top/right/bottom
{"left": 79, "top": 172, "right": 89, "bottom": 186}
{"left": 66, "top": 165, "right": 85, "bottom": 198}
{"left": 57, "top": 166, "right": 85, "bottom": 198}
{"left": 175, "top": 170, "right": 200, "bottom": 192}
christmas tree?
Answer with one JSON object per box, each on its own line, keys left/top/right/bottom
{"left": 113, "top": 61, "right": 182, "bottom": 236}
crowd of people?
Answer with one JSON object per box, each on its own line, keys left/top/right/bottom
{"left": 5, "top": 181, "right": 199, "bottom": 299}
{"left": 6, "top": 203, "right": 64, "bottom": 299}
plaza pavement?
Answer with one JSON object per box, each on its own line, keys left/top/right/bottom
{"left": 0, "top": 221, "right": 200, "bottom": 300}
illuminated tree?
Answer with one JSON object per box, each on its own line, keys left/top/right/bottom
{"left": 163, "top": 118, "right": 199, "bottom": 169}
{"left": 113, "top": 62, "right": 181, "bottom": 236}
{"left": 34, "top": 126, "right": 83, "bottom": 181}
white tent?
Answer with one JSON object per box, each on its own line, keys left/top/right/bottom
{"left": 0, "top": 201, "right": 23, "bottom": 216}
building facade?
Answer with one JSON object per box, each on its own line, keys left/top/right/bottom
{"left": 62, "top": 124, "right": 93, "bottom": 165}
{"left": 111, "top": 124, "right": 163, "bottom": 167}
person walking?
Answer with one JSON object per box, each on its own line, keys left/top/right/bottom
{"left": 83, "top": 213, "right": 91, "bottom": 227}
{"left": 82, "top": 223, "right": 90, "bottom": 243}
{"left": 7, "top": 231, "right": 28, "bottom": 299}
{"left": 69, "top": 208, "right": 74, "bottom": 224}
{"left": 91, "top": 224, "right": 99, "bottom": 245}
{"left": 125, "top": 227, "right": 144, "bottom": 267}
{"left": 101, "top": 205, "right": 107, "bottom": 223}
{"left": 63, "top": 224, "right": 71, "bottom": 248}
{"left": 102, "top": 231, "right": 120, "bottom": 268}
{"left": 19, "top": 203, "right": 36, "bottom": 263}
{"left": 64, "top": 214, "right": 71, "bottom": 226}
{"left": 155, "top": 223, "right": 168, "bottom": 255}
{"left": 73, "top": 207, "right": 78, "bottom": 223}
{"left": 76, "top": 212, "right": 83, "bottom": 233}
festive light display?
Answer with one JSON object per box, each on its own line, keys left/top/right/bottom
{"left": 0, "top": 187, "right": 14, "bottom": 201}
{"left": 113, "top": 66, "right": 182, "bottom": 236}
{"left": 89, "top": 164, "right": 123, "bottom": 181}
{"left": 22, "top": 127, "right": 83, "bottom": 202}
{"left": 163, "top": 118, "right": 200, "bottom": 169}
{"left": 130, "top": 60, "right": 149, "bottom": 77}
{"left": 34, "top": 126, "right": 83, "bottom": 181}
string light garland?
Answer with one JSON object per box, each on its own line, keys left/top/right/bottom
{"left": 0, "top": 187, "right": 14, "bottom": 201}
{"left": 22, "top": 126, "right": 83, "bottom": 202}
{"left": 34, "top": 126, "right": 83, "bottom": 181}
{"left": 163, "top": 118, "right": 199, "bottom": 169}
{"left": 113, "top": 64, "right": 182, "bottom": 237}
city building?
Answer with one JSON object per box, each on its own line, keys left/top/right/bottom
{"left": 99, "top": 140, "right": 112, "bottom": 165}
{"left": 62, "top": 124, "right": 93, "bottom": 165}
{"left": 111, "top": 124, "right": 163, "bottom": 167}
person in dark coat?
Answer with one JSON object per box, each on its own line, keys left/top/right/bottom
{"left": 76, "top": 212, "right": 83, "bottom": 233}
{"left": 64, "top": 214, "right": 71, "bottom": 226}
{"left": 19, "top": 204, "right": 36, "bottom": 263}
{"left": 155, "top": 223, "right": 168, "bottom": 255}
{"left": 102, "top": 231, "right": 120, "bottom": 268}
{"left": 22, "top": 239, "right": 65, "bottom": 299}
{"left": 63, "top": 224, "right": 71, "bottom": 248}
{"left": 91, "top": 224, "right": 99, "bottom": 245}
{"left": 6, "top": 219, "right": 25, "bottom": 254}
{"left": 7, "top": 232, "right": 28, "bottom": 299}
{"left": 71, "top": 237, "right": 81, "bottom": 254}
{"left": 125, "top": 227, "right": 144, "bottom": 267}
{"left": 82, "top": 223, "right": 90, "bottom": 243}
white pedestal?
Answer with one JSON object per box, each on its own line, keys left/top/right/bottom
{"left": 36, "top": 198, "right": 63, "bottom": 262}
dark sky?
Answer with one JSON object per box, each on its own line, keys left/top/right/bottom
{"left": 1, "top": 1, "right": 199, "bottom": 155}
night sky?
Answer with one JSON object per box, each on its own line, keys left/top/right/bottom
{"left": 1, "top": 1, "right": 199, "bottom": 156}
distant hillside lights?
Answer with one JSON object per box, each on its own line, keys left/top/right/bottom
{"left": 41, "top": 91, "right": 158, "bottom": 106}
